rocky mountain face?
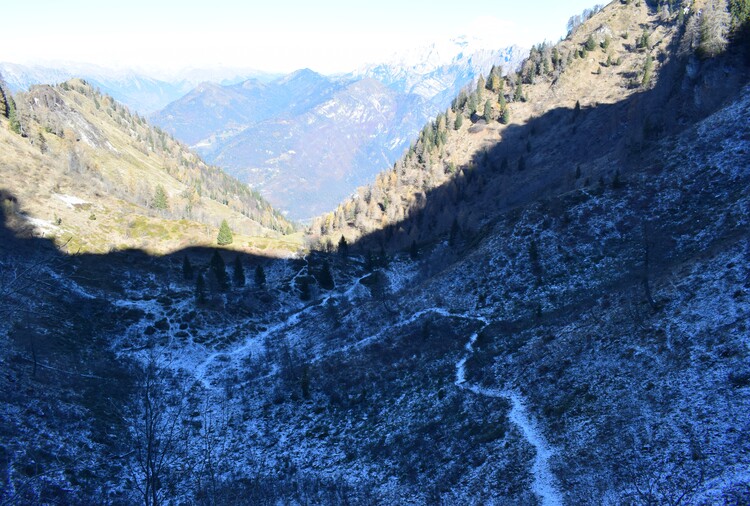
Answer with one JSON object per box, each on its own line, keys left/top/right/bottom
{"left": 352, "top": 37, "right": 527, "bottom": 105}
{"left": 1, "top": 1, "right": 750, "bottom": 504}
{"left": 152, "top": 43, "right": 525, "bottom": 220}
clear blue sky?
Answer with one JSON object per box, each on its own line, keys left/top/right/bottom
{"left": 2, "top": 0, "right": 603, "bottom": 73}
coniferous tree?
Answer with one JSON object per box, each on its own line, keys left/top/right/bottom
{"left": 37, "top": 132, "right": 47, "bottom": 154}
{"left": 501, "top": 107, "right": 511, "bottom": 125}
{"left": 317, "top": 260, "right": 335, "bottom": 290}
{"left": 449, "top": 219, "right": 460, "bottom": 247}
{"left": 699, "top": 0, "right": 730, "bottom": 58}
{"left": 466, "top": 94, "right": 477, "bottom": 116}
{"left": 182, "top": 255, "right": 194, "bottom": 281}
{"left": 612, "top": 170, "right": 623, "bottom": 189}
{"left": 301, "top": 366, "right": 311, "bottom": 400}
{"left": 409, "top": 240, "right": 419, "bottom": 260}
{"left": 210, "top": 250, "right": 229, "bottom": 292}
{"left": 152, "top": 184, "right": 168, "bottom": 211}
{"left": 476, "top": 75, "right": 486, "bottom": 97}
{"left": 730, "top": 0, "right": 750, "bottom": 26}
{"left": 0, "top": 85, "right": 8, "bottom": 118}
{"left": 585, "top": 34, "right": 597, "bottom": 51}
{"left": 454, "top": 113, "right": 464, "bottom": 130}
{"left": 637, "top": 30, "right": 651, "bottom": 50}
{"left": 299, "top": 277, "right": 312, "bottom": 301}
{"left": 217, "top": 219, "right": 233, "bottom": 245}
{"left": 7, "top": 96, "right": 20, "bottom": 135}
{"left": 196, "top": 271, "right": 206, "bottom": 304}
{"left": 338, "top": 235, "right": 349, "bottom": 258}
{"left": 483, "top": 99, "right": 493, "bottom": 122}
{"left": 642, "top": 54, "right": 654, "bottom": 87}
{"left": 233, "top": 256, "right": 245, "bottom": 287}
{"left": 365, "top": 250, "right": 376, "bottom": 271}
{"left": 254, "top": 264, "right": 266, "bottom": 288}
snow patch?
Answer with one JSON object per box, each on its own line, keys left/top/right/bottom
{"left": 54, "top": 193, "right": 89, "bottom": 207}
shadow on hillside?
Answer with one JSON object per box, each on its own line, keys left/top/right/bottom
{"left": 1, "top": 30, "right": 749, "bottom": 283}
{"left": 348, "top": 29, "right": 750, "bottom": 254}
{"left": 0, "top": 188, "right": 304, "bottom": 297}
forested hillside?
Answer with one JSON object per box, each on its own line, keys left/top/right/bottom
{"left": 0, "top": 77, "right": 297, "bottom": 254}
{"left": 310, "top": 0, "right": 749, "bottom": 254}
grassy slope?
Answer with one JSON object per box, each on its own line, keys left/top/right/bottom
{"left": 0, "top": 81, "right": 303, "bottom": 256}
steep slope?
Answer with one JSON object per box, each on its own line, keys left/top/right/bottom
{"left": 1, "top": 1, "right": 749, "bottom": 504}
{"left": 310, "top": 0, "right": 748, "bottom": 251}
{"left": 0, "top": 78, "right": 298, "bottom": 254}
{"left": 1, "top": 77, "right": 747, "bottom": 503}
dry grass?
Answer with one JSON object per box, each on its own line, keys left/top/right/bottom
{"left": 0, "top": 92, "right": 303, "bottom": 257}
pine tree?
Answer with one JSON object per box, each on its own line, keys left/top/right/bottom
{"left": 514, "top": 82, "right": 524, "bottom": 102}
{"left": 501, "top": 107, "right": 511, "bottom": 125}
{"left": 217, "top": 219, "right": 233, "bottom": 245}
{"left": 449, "top": 219, "right": 460, "bottom": 247}
{"left": 317, "top": 260, "right": 334, "bottom": 290}
{"left": 699, "top": 0, "right": 730, "bottom": 58}
{"left": 518, "top": 156, "right": 526, "bottom": 171}
{"left": 476, "top": 75, "right": 486, "bottom": 97}
{"left": 730, "top": 0, "right": 750, "bottom": 26}
{"left": 300, "top": 366, "right": 311, "bottom": 400}
{"left": 338, "top": 235, "right": 348, "bottom": 258}
{"left": 467, "top": 94, "right": 478, "bottom": 115}
{"left": 410, "top": 240, "right": 419, "bottom": 260}
{"left": 299, "top": 277, "right": 312, "bottom": 301}
{"left": 210, "top": 250, "right": 229, "bottom": 292}
{"left": 254, "top": 264, "right": 266, "bottom": 288}
{"left": 182, "top": 255, "right": 194, "bottom": 281}
{"left": 454, "top": 113, "right": 464, "bottom": 130}
{"left": 637, "top": 30, "right": 651, "bottom": 49}
{"left": 233, "top": 256, "right": 245, "bottom": 287}
{"left": 37, "top": 132, "right": 47, "bottom": 154}
{"left": 483, "top": 99, "right": 493, "bottom": 122}
{"left": 642, "top": 54, "right": 654, "bottom": 87}
{"left": 152, "top": 184, "right": 168, "bottom": 211}
{"left": 0, "top": 85, "right": 8, "bottom": 118}
{"left": 365, "top": 250, "right": 376, "bottom": 271}
{"left": 196, "top": 271, "right": 206, "bottom": 304}
{"left": 7, "top": 96, "right": 20, "bottom": 135}
{"left": 585, "top": 34, "right": 597, "bottom": 51}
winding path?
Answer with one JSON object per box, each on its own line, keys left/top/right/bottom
{"left": 187, "top": 264, "right": 564, "bottom": 503}
{"left": 454, "top": 322, "right": 563, "bottom": 506}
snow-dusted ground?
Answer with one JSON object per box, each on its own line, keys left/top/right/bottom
{"left": 454, "top": 320, "right": 563, "bottom": 506}
{"left": 54, "top": 193, "right": 89, "bottom": 207}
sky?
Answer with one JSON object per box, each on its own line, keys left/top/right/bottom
{"left": 2, "top": 0, "right": 602, "bottom": 74}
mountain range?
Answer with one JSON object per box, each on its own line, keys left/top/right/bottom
{"left": 0, "top": 61, "right": 280, "bottom": 114}
{"left": 151, "top": 41, "right": 527, "bottom": 219}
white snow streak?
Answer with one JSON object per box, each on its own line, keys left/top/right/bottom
{"left": 454, "top": 317, "right": 563, "bottom": 506}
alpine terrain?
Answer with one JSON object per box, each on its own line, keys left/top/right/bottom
{"left": 152, "top": 43, "right": 526, "bottom": 220}
{"left": 1, "top": 0, "right": 750, "bottom": 504}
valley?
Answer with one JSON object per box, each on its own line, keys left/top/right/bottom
{"left": 1, "top": 0, "right": 750, "bottom": 504}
